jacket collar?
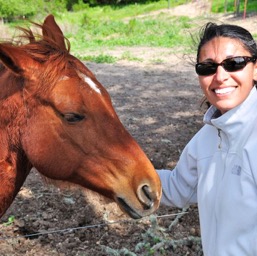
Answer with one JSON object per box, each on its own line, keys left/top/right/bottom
{"left": 203, "top": 87, "right": 257, "bottom": 148}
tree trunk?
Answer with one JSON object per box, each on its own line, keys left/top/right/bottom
{"left": 234, "top": 0, "right": 240, "bottom": 17}
{"left": 243, "top": 0, "right": 248, "bottom": 19}
{"left": 224, "top": 0, "right": 228, "bottom": 13}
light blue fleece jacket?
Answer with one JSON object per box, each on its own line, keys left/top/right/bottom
{"left": 157, "top": 87, "right": 257, "bottom": 256}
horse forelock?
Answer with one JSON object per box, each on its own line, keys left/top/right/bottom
{"left": 0, "top": 20, "right": 97, "bottom": 125}
{"left": 0, "top": 24, "right": 76, "bottom": 130}
{"left": 3, "top": 27, "right": 75, "bottom": 93}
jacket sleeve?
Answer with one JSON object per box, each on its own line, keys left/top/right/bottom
{"left": 157, "top": 139, "right": 198, "bottom": 208}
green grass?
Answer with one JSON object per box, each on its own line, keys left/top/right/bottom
{"left": 47, "top": 0, "right": 195, "bottom": 58}
{"left": 2, "top": 215, "right": 15, "bottom": 226}
{"left": 60, "top": 0, "right": 186, "bottom": 22}
{"left": 75, "top": 16, "right": 191, "bottom": 46}
{"left": 120, "top": 51, "right": 143, "bottom": 62}
{"left": 66, "top": 14, "right": 194, "bottom": 57}
{"left": 6, "top": 0, "right": 257, "bottom": 63}
{"left": 78, "top": 53, "right": 118, "bottom": 63}
{"left": 3, "top": 0, "right": 198, "bottom": 63}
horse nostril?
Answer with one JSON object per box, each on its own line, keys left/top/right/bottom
{"left": 137, "top": 185, "right": 154, "bottom": 210}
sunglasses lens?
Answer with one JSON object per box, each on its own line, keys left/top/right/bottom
{"left": 223, "top": 57, "right": 246, "bottom": 72}
{"left": 195, "top": 63, "right": 217, "bottom": 76}
{"left": 195, "top": 56, "right": 253, "bottom": 76}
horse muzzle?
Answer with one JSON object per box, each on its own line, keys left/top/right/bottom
{"left": 115, "top": 183, "right": 161, "bottom": 219}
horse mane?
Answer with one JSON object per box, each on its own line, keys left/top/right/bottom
{"left": 0, "top": 21, "right": 74, "bottom": 95}
{"left": 16, "top": 20, "right": 71, "bottom": 54}
{"left": 0, "top": 20, "right": 75, "bottom": 141}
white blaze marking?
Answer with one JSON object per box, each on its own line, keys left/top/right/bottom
{"left": 75, "top": 71, "right": 102, "bottom": 94}
{"left": 76, "top": 73, "right": 101, "bottom": 94}
{"left": 84, "top": 75, "right": 101, "bottom": 94}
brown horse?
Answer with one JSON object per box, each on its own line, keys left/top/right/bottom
{"left": 0, "top": 15, "right": 161, "bottom": 219}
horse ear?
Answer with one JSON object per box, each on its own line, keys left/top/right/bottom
{"left": 42, "top": 14, "right": 66, "bottom": 51}
{"left": 0, "top": 44, "right": 33, "bottom": 76}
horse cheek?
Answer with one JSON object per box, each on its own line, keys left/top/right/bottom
{"left": 21, "top": 119, "right": 73, "bottom": 180}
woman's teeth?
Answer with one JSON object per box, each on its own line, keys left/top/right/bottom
{"left": 215, "top": 87, "right": 236, "bottom": 95}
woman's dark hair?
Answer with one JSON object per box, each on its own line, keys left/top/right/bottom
{"left": 197, "top": 22, "right": 257, "bottom": 63}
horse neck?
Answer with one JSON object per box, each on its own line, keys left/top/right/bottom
{"left": 0, "top": 83, "right": 32, "bottom": 218}
{"left": 0, "top": 148, "right": 32, "bottom": 218}
{"left": 0, "top": 129, "right": 32, "bottom": 217}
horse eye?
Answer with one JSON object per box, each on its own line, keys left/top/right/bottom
{"left": 62, "top": 113, "right": 85, "bottom": 123}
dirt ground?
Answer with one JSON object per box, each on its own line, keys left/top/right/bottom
{"left": 1, "top": 2, "right": 257, "bottom": 256}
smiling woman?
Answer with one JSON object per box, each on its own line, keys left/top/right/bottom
{"left": 197, "top": 36, "right": 257, "bottom": 114}
{"left": 157, "top": 22, "right": 257, "bottom": 256}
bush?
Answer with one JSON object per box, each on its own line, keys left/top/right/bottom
{"left": 0, "top": 0, "right": 41, "bottom": 20}
{"left": 0, "top": 0, "right": 68, "bottom": 20}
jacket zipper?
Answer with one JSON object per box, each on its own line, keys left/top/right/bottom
{"left": 217, "top": 128, "right": 222, "bottom": 149}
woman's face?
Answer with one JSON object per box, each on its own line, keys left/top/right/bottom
{"left": 198, "top": 37, "right": 257, "bottom": 114}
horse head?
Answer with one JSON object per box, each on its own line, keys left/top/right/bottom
{"left": 0, "top": 15, "right": 161, "bottom": 219}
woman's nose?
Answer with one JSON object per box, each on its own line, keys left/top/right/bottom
{"left": 214, "top": 65, "right": 230, "bottom": 83}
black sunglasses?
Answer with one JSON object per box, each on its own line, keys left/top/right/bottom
{"left": 195, "top": 56, "right": 257, "bottom": 76}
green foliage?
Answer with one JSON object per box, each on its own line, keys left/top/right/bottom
{"left": 72, "top": 0, "right": 90, "bottom": 11}
{"left": 1, "top": 0, "right": 256, "bottom": 21}
{"left": 66, "top": 0, "right": 80, "bottom": 10}
{"left": 0, "top": 0, "right": 71, "bottom": 20}
{"left": 101, "top": 212, "right": 202, "bottom": 255}
{"left": 6, "top": 0, "right": 257, "bottom": 65}
{"left": 2, "top": 215, "right": 15, "bottom": 226}
{"left": 0, "top": 1, "right": 193, "bottom": 60}
{"left": 0, "top": 0, "right": 42, "bottom": 19}
{"left": 0, "top": 0, "right": 171, "bottom": 20}
{"left": 211, "top": 0, "right": 257, "bottom": 13}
